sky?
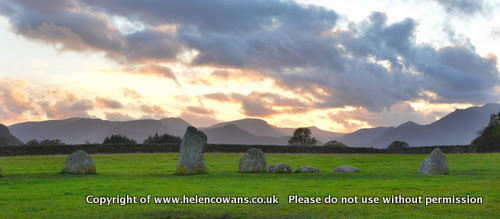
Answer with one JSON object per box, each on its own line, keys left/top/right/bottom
{"left": 0, "top": 0, "right": 499, "bottom": 133}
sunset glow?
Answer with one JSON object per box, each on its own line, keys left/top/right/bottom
{"left": 0, "top": 0, "right": 499, "bottom": 133}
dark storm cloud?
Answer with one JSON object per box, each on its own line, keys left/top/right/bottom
{"left": 82, "top": 0, "right": 338, "bottom": 34}
{"left": 0, "top": 0, "right": 180, "bottom": 63}
{"left": 409, "top": 45, "right": 499, "bottom": 103}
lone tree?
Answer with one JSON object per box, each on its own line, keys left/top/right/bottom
{"left": 103, "top": 134, "right": 137, "bottom": 144}
{"left": 387, "top": 141, "right": 409, "bottom": 149}
{"left": 324, "top": 140, "right": 348, "bottom": 147}
{"left": 471, "top": 111, "right": 500, "bottom": 152}
{"left": 288, "top": 127, "right": 317, "bottom": 146}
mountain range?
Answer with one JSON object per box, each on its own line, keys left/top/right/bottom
{"left": 337, "top": 103, "right": 500, "bottom": 147}
{"left": 2, "top": 103, "right": 499, "bottom": 147}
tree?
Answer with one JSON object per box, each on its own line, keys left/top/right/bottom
{"left": 40, "top": 139, "right": 64, "bottom": 145}
{"left": 471, "top": 111, "right": 500, "bottom": 152}
{"left": 387, "top": 141, "right": 409, "bottom": 149}
{"left": 103, "top": 134, "right": 137, "bottom": 144}
{"left": 324, "top": 140, "right": 348, "bottom": 147}
{"left": 288, "top": 127, "right": 317, "bottom": 146}
{"left": 0, "top": 137, "right": 9, "bottom": 145}
{"left": 26, "top": 139, "right": 40, "bottom": 146}
{"left": 143, "top": 132, "right": 182, "bottom": 144}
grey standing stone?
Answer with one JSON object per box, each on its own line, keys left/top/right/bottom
{"left": 239, "top": 148, "right": 266, "bottom": 172}
{"left": 332, "top": 166, "right": 360, "bottom": 173}
{"left": 176, "top": 126, "right": 208, "bottom": 174}
{"left": 419, "top": 148, "right": 449, "bottom": 175}
{"left": 264, "top": 163, "right": 293, "bottom": 174}
{"left": 62, "top": 150, "right": 96, "bottom": 174}
{"left": 295, "top": 166, "right": 322, "bottom": 173}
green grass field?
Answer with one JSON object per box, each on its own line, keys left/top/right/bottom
{"left": 0, "top": 153, "right": 498, "bottom": 218}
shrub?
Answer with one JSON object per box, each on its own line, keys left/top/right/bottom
{"left": 40, "top": 139, "right": 64, "bottom": 145}
{"left": 26, "top": 139, "right": 40, "bottom": 146}
{"left": 387, "top": 141, "right": 409, "bottom": 149}
{"left": 324, "top": 140, "right": 348, "bottom": 147}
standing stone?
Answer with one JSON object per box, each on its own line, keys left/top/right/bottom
{"left": 332, "top": 166, "right": 360, "bottom": 173}
{"left": 419, "top": 148, "right": 449, "bottom": 175}
{"left": 295, "top": 166, "right": 322, "bottom": 173}
{"left": 176, "top": 126, "right": 208, "bottom": 174}
{"left": 264, "top": 163, "right": 293, "bottom": 174}
{"left": 0, "top": 164, "right": 2, "bottom": 177}
{"left": 62, "top": 150, "right": 96, "bottom": 174}
{"left": 239, "top": 148, "right": 266, "bottom": 172}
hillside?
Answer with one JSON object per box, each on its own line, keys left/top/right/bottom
{"left": 0, "top": 124, "right": 23, "bottom": 145}
{"left": 202, "top": 124, "right": 290, "bottom": 145}
{"left": 337, "top": 103, "right": 500, "bottom": 148}
{"left": 205, "top": 118, "right": 286, "bottom": 137}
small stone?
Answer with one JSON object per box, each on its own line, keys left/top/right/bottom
{"left": 332, "top": 166, "right": 360, "bottom": 173}
{"left": 176, "top": 126, "right": 208, "bottom": 174}
{"left": 419, "top": 147, "right": 449, "bottom": 175}
{"left": 295, "top": 166, "right": 322, "bottom": 173}
{"left": 239, "top": 148, "right": 266, "bottom": 172}
{"left": 62, "top": 150, "right": 96, "bottom": 174}
{"left": 264, "top": 163, "right": 293, "bottom": 174}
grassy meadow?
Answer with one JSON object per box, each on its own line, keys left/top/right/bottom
{"left": 0, "top": 153, "right": 498, "bottom": 218}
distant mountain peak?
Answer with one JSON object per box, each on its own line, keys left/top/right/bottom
{"left": 482, "top": 103, "right": 500, "bottom": 109}
{"left": 205, "top": 118, "right": 284, "bottom": 137}
{"left": 397, "top": 121, "right": 420, "bottom": 128}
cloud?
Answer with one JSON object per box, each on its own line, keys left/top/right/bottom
{"left": 179, "top": 103, "right": 221, "bottom": 127}
{"left": 0, "top": 78, "right": 39, "bottom": 123}
{"left": 120, "top": 87, "right": 143, "bottom": 99}
{"left": 203, "top": 91, "right": 308, "bottom": 117}
{"left": 491, "top": 25, "right": 500, "bottom": 40}
{"left": 39, "top": 90, "right": 94, "bottom": 119}
{"left": 95, "top": 97, "right": 123, "bottom": 109}
{"left": 122, "top": 64, "right": 180, "bottom": 85}
{"left": 203, "top": 92, "right": 233, "bottom": 102}
{"left": 179, "top": 111, "right": 221, "bottom": 128}
{"left": 0, "top": 0, "right": 181, "bottom": 63}
{"left": 0, "top": 1, "right": 498, "bottom": 124}
{"left": 432, "top": 0, "right": 486, "bottom": 16}
{"left": 186, "top": 106, "right": 214, "bottom": 116}
{"left": 140, "top": 104, "right": 168, "bottom": 119}
{"left": 328, "top": 102, "right": 439, "bottom": 132}
{"left": 104, "top": 112, "right": 135, "bottom": 121}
